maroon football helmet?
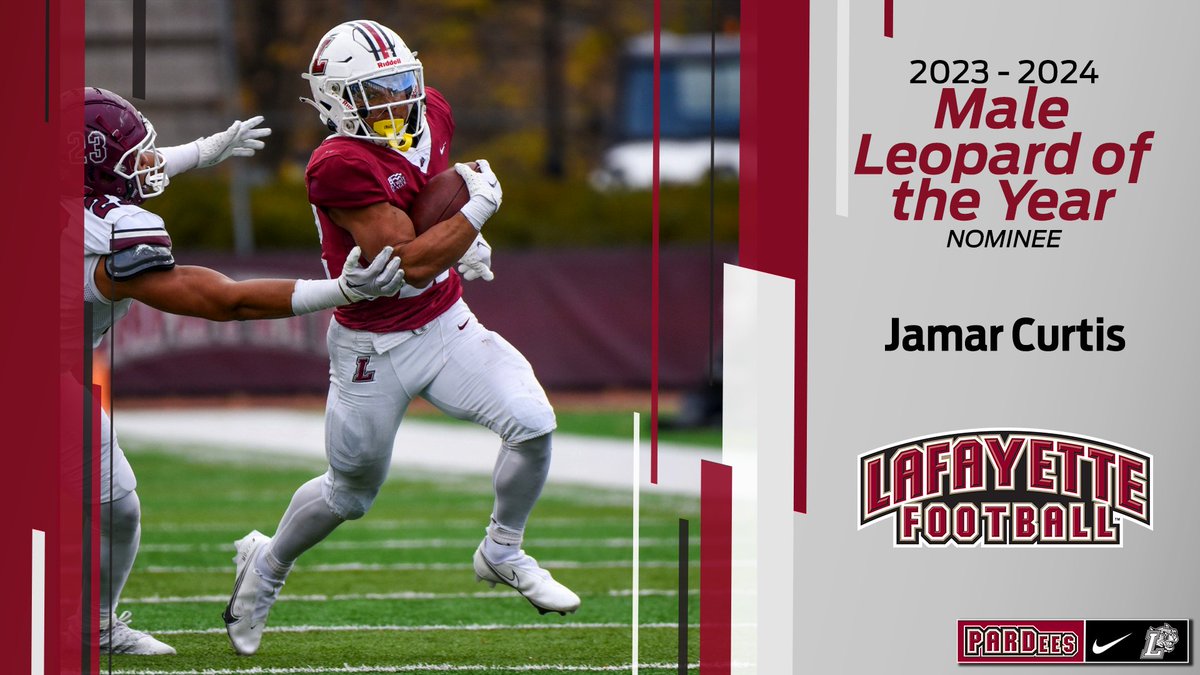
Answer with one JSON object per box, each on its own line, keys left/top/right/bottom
{"left": 82, "top": 87, "right": 167, "bottom": 203}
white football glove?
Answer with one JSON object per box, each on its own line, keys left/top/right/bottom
{"left": 457, "top": 234, "right": 494, "bottom": 281}
{"left": 159, "top": 116, "right": 272, "bottom": 177}
{"left": 196, "top": 116, "right": 272, "bottom": 168}
{"left": 339, "top": 245, "right": 405, "bottom": 301}
{"left": 455, "top": 159, "right": 503, "bottom": 231}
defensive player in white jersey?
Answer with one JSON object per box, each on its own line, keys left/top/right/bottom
{"left": 224, "top": 20, "right": 580, "bottom": 656}
{"left": 77, "top": 87, "right": 406, "bottom": 654}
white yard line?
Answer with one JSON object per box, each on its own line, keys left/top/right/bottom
{"left": 152, "top": 516, "right": 664, "bottom": 533}
{"left": 153, "top": 621, "right": 692, "bottom": 636}
{"left": 115, "top": 663, "right": 700, "bottom": 674}
{"left": 142, "top": 560, "right": 699, "bottom": 574}
{"left": 123, "top": 589, "right": 694, "bottom": 605}
{"left": 139, "top": 537, "right": 675, "bottom": 554}
{"left": 115, "top": 409, "right": 716, "bottom": 495}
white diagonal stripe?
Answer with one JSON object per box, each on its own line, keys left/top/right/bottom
{"left": 632, "top": 411, "right": 641, "bottom": 675}
{"left": 836, "top": 0, "right": 850, "bottom": 216}
{"left": 31, "top": 529, "right": 45, "bottom": 675}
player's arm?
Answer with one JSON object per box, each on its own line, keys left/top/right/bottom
{"left": 94, "top": 246, "right": 403, "bottom": 321}
{"left": 327, "top": 203, "right": 476, "bottom": 289}
{"left": 326, "top": 160, "right": 504, "bottom": 288}
{"left": 158, "top": 116, "right": 271, "bottom": 178}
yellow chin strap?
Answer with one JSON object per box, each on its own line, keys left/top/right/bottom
{"left": 372, "top": 119, "right": 414, "bottom": 152}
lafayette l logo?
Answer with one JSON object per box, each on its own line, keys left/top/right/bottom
{"left": 858, "top": 429, "right": 1152, "bottom": 547}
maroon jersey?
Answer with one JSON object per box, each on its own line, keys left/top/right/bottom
{"left": 306, "top": 87, "right": 461, "bottom": 332}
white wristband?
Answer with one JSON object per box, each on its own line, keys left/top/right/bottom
{"left": 159, "top": 141, "right": 200, "bottom": 178}
{"left": 291, "top": 278, "right": 352, "bottom": 315}
{"left": 458, "top": 196, "right": 491, "bottom": 231}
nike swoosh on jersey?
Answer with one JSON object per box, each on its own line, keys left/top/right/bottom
{"left": 1091, "top": 633, "right": 1132, "bottom": 654}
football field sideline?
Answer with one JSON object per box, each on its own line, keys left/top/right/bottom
{"left": 114, "top": 407, "right": 714, "bottom": 495}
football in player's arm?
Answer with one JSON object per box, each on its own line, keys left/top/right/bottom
{"left": 326, "top": 159, "right": 500, "bottom": 288}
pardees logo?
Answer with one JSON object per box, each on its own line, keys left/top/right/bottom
{"left": 959, "top": 621, "right": 1084, "bottom": 663}
{"left": 958, "top": 619, "right": 1191, "bottom": 664}
{"left": 858, "top": 429, "right": 1151, "bottom": 547}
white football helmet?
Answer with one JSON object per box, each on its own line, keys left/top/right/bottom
{"left": 301, "top": 20, "right": 426, "bottom": 152}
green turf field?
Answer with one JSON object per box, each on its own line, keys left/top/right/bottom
{"left": 109, "top": 443, "right": 700, "bottom": 674}
{"left": 406, "top": 409, "right": 723, "bottom": 449}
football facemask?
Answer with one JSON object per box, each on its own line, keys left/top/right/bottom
{"left": 114, "top": 117, "right": 169, "bottom": 201}
{"left": 350, "top": 70, "right": 424, "bottom": 151}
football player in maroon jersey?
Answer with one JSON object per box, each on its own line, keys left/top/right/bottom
{"left": 75, "top": 86, "right": 405, "bottom": 654}
{"left": 224, "top": 20, "right": 579, "bottom": 656}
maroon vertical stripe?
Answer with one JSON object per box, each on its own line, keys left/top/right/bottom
{"left": 738, "top": 0, "right": 809, "bottom": 513}
{"left": 738, "top": 0, "right": 759, "bottom": 270}
{"left": 650, "top": 0, "right": 662, "bottom": 484}
{"left": 885, "top": 0, "right": 894, "bottom": 38}
{"left": 90, "top": 385, "right": 102, "bottom": 672}
{"left": 60, "top": 2, "right": 87, "bottom": 671}
{"left": 8, "top": 0, "right": 84, "bottom": 664}
{"left": 700, "top": 460, "right": 732, "bottom": 675}
{"left": 360, "top": 21, "right": 393, "bottom": 59}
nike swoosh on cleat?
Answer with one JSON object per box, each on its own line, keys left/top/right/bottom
{"left": 483, "top": 558, "right": 519, "bottom": 585}
{"left": 458, "top": 320, "right": 469, "bottom": 330}
{"left": 1092, "top": 633, "right": 1132, "bottom": 654}
{"left": 223, "top": 563, "right": 249, "bottom": 625}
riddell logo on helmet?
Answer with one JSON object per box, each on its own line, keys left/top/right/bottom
{"left": 858, "top": 429, "right": 1152, "bottom": 547}
{"left": 377, "top": 57, "right": 405, "bottom": 68}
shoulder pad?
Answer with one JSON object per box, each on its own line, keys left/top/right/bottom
{"left": 104, "top": 244, "right": 175, "bottom": 281}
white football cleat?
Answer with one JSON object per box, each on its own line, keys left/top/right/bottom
{"left": 473, "top": 542, "right": 581, "bottom": 615}
{"left": 99, "top": 611, "right": 176, "bottom": 655}
{"left": 223, "top": 530, "right": 285, "bottom": 655}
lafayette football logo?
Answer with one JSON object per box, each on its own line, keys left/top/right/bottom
{"left": 858, "top": 429, "right": 1152, "bottom": 547}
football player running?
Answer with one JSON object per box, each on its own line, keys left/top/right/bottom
{"left": 76, "top": 87, "right": 405, "bottom": 655}
{"left": 223, "top": 20, "right": 579, "bottom": 656}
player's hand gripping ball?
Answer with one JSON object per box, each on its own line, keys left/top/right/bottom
{"left": 409, "top": 162, "right": 477, "bottom": 235}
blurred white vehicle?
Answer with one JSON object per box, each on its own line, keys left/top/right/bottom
{"left": 591, "top": 32, "right": 740, "bottom": 190}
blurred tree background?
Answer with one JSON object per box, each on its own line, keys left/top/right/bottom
{"left": 139, "top": 0, "right": 740, "bottom": 251}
